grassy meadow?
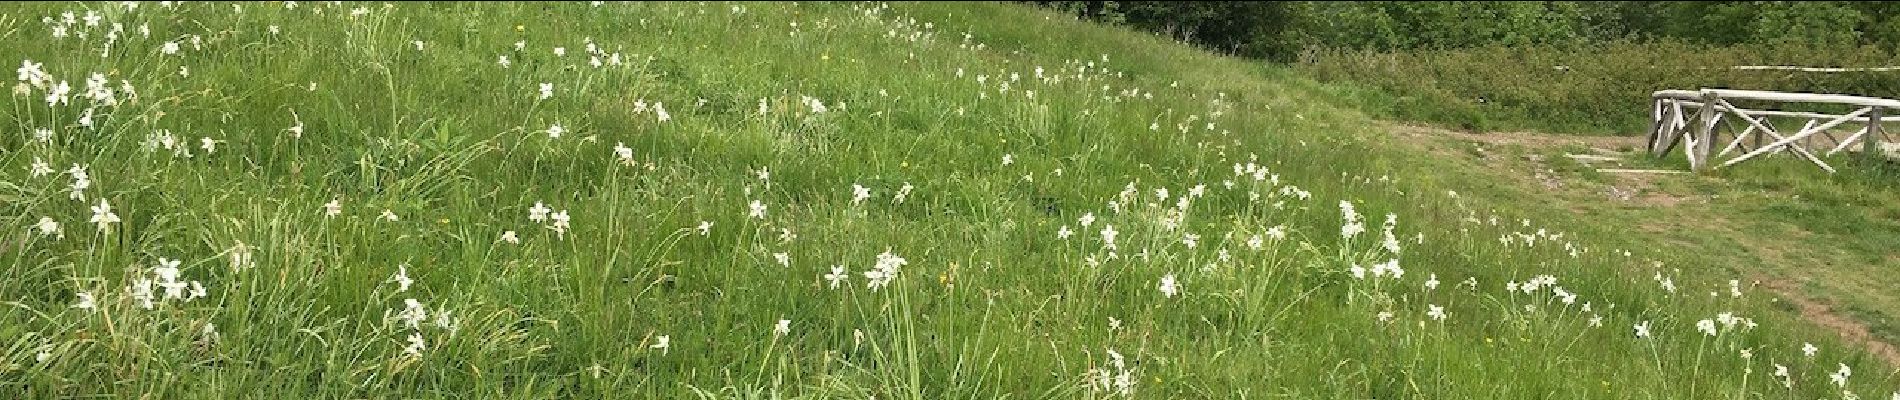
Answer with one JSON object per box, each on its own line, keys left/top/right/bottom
{"left": 3, "top": 1, "right": 1898, "bottom": 398}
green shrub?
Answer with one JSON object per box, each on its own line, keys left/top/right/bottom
{"left": 1297, "top": 39, "right": 1900, "bottom": 135}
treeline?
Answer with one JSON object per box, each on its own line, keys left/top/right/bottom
{"left": 1032, "top": 1, "right": 1900, "bottom": 136}
{"left": 1030, "top": 1, "right": 1900, "bottom": 62}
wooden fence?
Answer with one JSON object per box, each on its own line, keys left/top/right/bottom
{"left": 1646, "top": 89, "right": 1897, "bottom": 172}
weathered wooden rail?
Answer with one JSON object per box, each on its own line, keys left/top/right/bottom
{"left": 1647, "top": 88, "right": 1897, "bottom": 172}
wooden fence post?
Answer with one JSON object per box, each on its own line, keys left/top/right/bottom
{"left": 1692, "top": 92, "right": 1719, "bottom": 171}
{"left": 1645, "top": 99, "right": 1664, "bottom": 155}
{"left": 1867, "top": 107, "right": 1884, "bottom": 160}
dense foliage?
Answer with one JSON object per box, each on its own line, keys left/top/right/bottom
{"left": 1032, "top": 1, "right": 1900, "bottom": 135}
{"left": 1034, "top": 1, "right": 1900, "bottom": 60}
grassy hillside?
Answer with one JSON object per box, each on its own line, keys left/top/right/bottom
{"left": 2, "top": 2, "right": 1895, "bottom": 398}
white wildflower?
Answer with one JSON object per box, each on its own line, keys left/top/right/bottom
{"left": 391, "top": 264, "right": 414, "bottom": 292}
{"left": 89, "top": 199, "right": 120, "bottom": 233}
{"left": 748, "top": 200, "right": 767, "bottom": 219}
{"left": 824, "top": 265, "right": 848, "bottom": 289}
{"left": 72, "top": 291, "right": 96, "bottom": 310}
{"left": 33, "top": 217, "right": 62, "bottom": 239}
{"left": 529, "top": 201, "right": 551, "bottom": 222}
{"left": 398, "top": 298, "right": 428, "bottom": 330}
{"left": 650, "top": 335, "right": 669, "bottom": 355}
{"left": 404, "top": 332, "right": 426, "bottom": 356}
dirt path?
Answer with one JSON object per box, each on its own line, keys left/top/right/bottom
{"left": 1383, "top": 121, "right": 1900, "bottom": 366}
{"left": 1757, "top": 275, "right": 1900, "bottom": 364}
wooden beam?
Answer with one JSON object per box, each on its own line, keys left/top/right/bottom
{"left": 1700, "top": 88, "right": 1900, "bottom": 109}
{"left": 1674, "top": 100, "right": 1887, "bottom": 120}
{"left": 1829, "top": 127, "right": 1870, "bottom": 156}
{"left": 1730, "top": 65, "right": 1900, "bottom": 73}
{"left": 1656, "top": 100, "right": 1687, "bottom": 157}
{"left": 1599, "top": 168, "right": 1690, "bottom": 174}
{"left": 1717, "top": 119, "right": 1757, "bottom": 158}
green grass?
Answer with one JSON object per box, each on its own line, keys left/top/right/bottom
{"left": 2, "top": 1, "right": 1897, "bottom": 398}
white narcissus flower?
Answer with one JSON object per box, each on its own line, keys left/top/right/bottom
{"left": 654, "top": 102, "right": 670, "bottom": 122}
{"left": 404, "top": 332, "right": 426, "bottom": 356}
{"left": 1696, "top": 319, "right": 1717, "bottom": 336}
{"left": 528, "top": 202, "right": 551, "bottom": 223}
{"left": 773, "top": 252, "right": 790, "bottom": 267}
{"left": 154, "top": 258, "right": 186, "bottom": 300}
{"left": 29, "top": 158, "right": 55, "bottom": 177}
{"left": 1633, "top": 321, "right": 1652, "bottom": 339}
{"left": 73, "top": 291, "right": 96, "bottom": 310}
{"left": 851, "top": 184, "right": 871, "bottom": 206}
{"left": 549, "top": 210, "right": 571, "bottom": 238}
{"left": 748, "top": 200, "right": 767, "bottom": 220}
{"left": 823, "top": 266, "right": 847, "bottom": 289}
{"left": 34, "top": 217, "right": 62, "bottom": 238}
{"left": 1426, "top": 304, "right": 1446, "bottom": 321}
{"left": 89, "top": 199, "right": 120, "bottom": 234}
{"left": 229, "top": 241, "right": 253, "bottom": 271}
{"left": 1803, "top": 342, "right": 1819, "bottom": 358}
{"left": 1424, "top": 274, "right": 1440, "bottom": 291}
{"left": 545, "top": 123, "right": 565, "bottom": 139}
{"left": 893, "top": 182, "right": 914, "bottom": 204}
{"left": 1157, "top": 273, "right": 1179, "bottom": 298}
{"left": 434, "top": 308, "right": 458, "bottom": 332}
{"left": 379, "top": 209, "right": 399, "bottom": 222}
{"left": 650, "top": 335, "right": 669, "bottom": 355}
{"left": 695, "top": 221, "right": 712, "bottom": 236}
{"left": 498, "top": 230, "right": 519, "bottom": 244}
{"left": 538, "top": 83, "right": 553, "bottom": 100}
{"left": 323, "top": 198, "right": 342, "bottom": 217}
{"left": 391, "top": 264, "right": 414, "bottom": 292}
{"left": 187, "top": 281, "right": 207, "bottom": 300}
{"left": 841, "top": 251, "right": 899, "bottom": 292}
{"left": 614, "top": 143, "right": 635, "bottom": 166}
{"left": 398, "top": 298, "right": 428, "bottom": 329}
{"left": 1056, "top": 225, "right": 1073, "bottom": 240}
{"left": 773, "top": 319, "right": 791, "bottom": 337}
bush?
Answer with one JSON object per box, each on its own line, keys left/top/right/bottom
{"left": 1296, "top": 39, "right": 1900, "bottom": 135}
